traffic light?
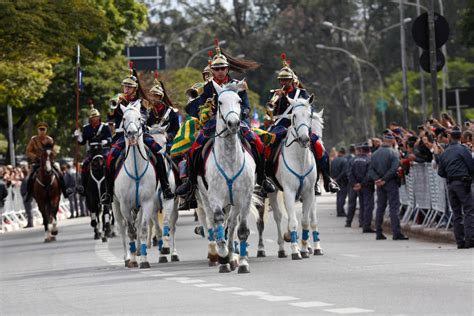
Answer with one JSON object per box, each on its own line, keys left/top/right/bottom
{"left": 412, "top": 12, "right": 450, "bottom": 73}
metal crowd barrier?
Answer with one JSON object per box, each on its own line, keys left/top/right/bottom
{"left": 400, "top": 162, "right": 452, "bottom": 230}
{"left": 1, "top": 186, "right": 71, "bottom": 233}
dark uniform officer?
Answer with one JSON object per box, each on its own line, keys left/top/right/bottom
{"left": 438, "top": 126, "right": 474, "bottom": 248}
{"left": 345, "top": 144, "right": 364, "bottom": 227}
{"left": 331, "top": 147, "right": 348, "bottom": 216}
{"left": 349, "top": 143, "right": 375, "bottom": 232}
{"left": 368, "top": 132, "right": 408, "bottom": 240}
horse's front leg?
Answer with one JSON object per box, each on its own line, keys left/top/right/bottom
{"left": 269, "top": 192, "right": 287, "bottom": 258}
{"left": 138, "top": 201, "right": 153, "bottom": 269}
{"left": 284, "top": 190, "right": 301, "bottom": 260}
{"left": 300, "top": 192, "right": 314, "bottom": 259}
{"left": 197, "top": 186, "right": 218, "bottom": 266}
{"left": 256, "top": 200, "right": 266, "bottom": 258}
{"left": 226, "top": 208, "right": 239, "bottom": 271}
{"left": 42, "top": 208, "right": 52, "bottom": 243}
{"left": 237, "top": 202, "right": 252, "bottom": 274}
{"left": 310, "top": 198, "right": 323, "bottom": 255}
{"left": 112, "top": 202, "right": 130, "bottom": 266}
{"left": 160, "top": 198, "right": 174, "bottom": 255}
{"left": 169, "top": 199, "right": 180, "bottom": 262}
{"left": 123, "top": 207, "right": 138, "bottom": 268}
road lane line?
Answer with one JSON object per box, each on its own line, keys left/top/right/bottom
{"left": 324, "top": 307, "right": 374, "bottom": 314}
{"left": 290, "top": 301, "right": 334, "bottom": 307}
{"left": 165, "top": 277, "right": 190, "bottom": 281}
{"left": 421, "top": 263, "right": 454, "bottom": 267}
{"left": 194, "top": 283, "right": 223, "bottom": 288}
{"left": 211, "top": 287, "right": 244, "bottom": 292}
{"left": 258, "top": 295, "right": 299, "bottom": 302}
{"left": 233, "top": 291, "right": 269, "bottom": 296}
{"left": 151, "top": 273, "right": 176, "bottom": 277}
{"left": 178, "top": 279, "right": 206, "bottom": 284}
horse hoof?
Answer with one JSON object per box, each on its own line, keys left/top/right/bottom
{"left": 291, "top": 253, "right": 302, "bottom": 260}
{"left": 90, "top": 219, "right": 97, "bottom": 228}
{"left": 94, "top": 233, "right": 100, "bottom": 240}
{"left": 139, "top": 262, "right": 151, "bottom": 269}
{"left": 208, "top": 260, "right": 219, "bottom": 267}
{"left": 238, "top": 265, "right": 250, "bottom": 274}
{"left": 171, "top": 255, "right": 180, "bottom": 262}
{"left": 218, "top": 256, "right": 229, "bottom": 264}
{"left": 278, "top": 250, "right": 287, "bottom": 258}
{"left": 110, "top": 232, "right": 117, "bottom": 238}
{"left": 161, "top": 247, "right": 170, "bottom": 255}
{"left": 127, "top": 261, "right": 138, "bottom": 268}
{"left": 50, "top": 236, "right": 56, "bottom": 241}
{"left": 257, "top": 250, "right": 266, "bottom": 258}
{"left": 219, "top": 264, "right": 232, "bottom": 273}
{"left": 300, "top": 251, "right": 310, "bottom": 259}
{"left": 51, "top": 230, "right": 58, "bottom": 236}
{"left": 44, "top": 238, "right": 52, "bottom": 243}
{"left": 229, "top": 260, "right": 238, "bottom": 271}
{"left": 101, "top": 237, "right": 108, "bottom": 243}
{"left": 313, "top": 249, "right": 324, "bottom": 256}
{"left": 152, "top": 238, "right": 158, "bottom": 247}
{"left": 158, "top": 256, "right": 168, "bottom": 263}
{"left": 283, "top": 232, "right": 291, "bottom": 243}
{"left": 124, "top": 259, "right": 130, "bottom": 267}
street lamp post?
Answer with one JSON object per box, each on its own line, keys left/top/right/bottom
{"left": 185, "top": 40, "right": 227, "bottom": 68}
{"left": 316, "top": 44, "right": 371, "bottom": 138}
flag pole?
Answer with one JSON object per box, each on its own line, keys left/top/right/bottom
{"left": 75, "top": 44, "right": 80, "bottom": 185}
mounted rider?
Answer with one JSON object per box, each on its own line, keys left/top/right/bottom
{"left": 73, "top": 106, "right": 112, "bottom": 195}
{"left": 101, "top": 63, "right": 174, "bottom": 205}
{"left": 265, "top": 54, "right": 339, "bottom": 195}
{"left": 146, "top": 73, "right": 180, "bottom": 154}
{"left": 24, "top": 122, "right": 70, "bottom": 200}
{"left": 175, "top": 40, "right": 276, "bottom": 196}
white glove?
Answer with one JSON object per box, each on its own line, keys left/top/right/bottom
{"left": 73, "top": 129, "right": 81, "bottom": 137}
{"left": 101, "top": 140, "right": 108, "bottom": 146}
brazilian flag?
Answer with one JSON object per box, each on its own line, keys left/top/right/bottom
{"left": 170, "top": 116, "right": 201, "bottom": 158}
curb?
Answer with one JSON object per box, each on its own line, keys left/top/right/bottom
{"left": 382, "top": 220, "right": 455, "bottom": 244}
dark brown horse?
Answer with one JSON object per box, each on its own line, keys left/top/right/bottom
{"left": 33, "top": 146, "right": 61, "bottom": 242}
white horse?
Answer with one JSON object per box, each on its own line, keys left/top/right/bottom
{"left": 112, "top": 101, "right": 158, "bottom": 269}
{"left": 268, "top": 96, "right": 324, "bottom": 260}
{"left": 196, "top": 80, "right": 259, "bottom": 274}
{"left": 148, "top": 121, "right": 179, "bottom": 263}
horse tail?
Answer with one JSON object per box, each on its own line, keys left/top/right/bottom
{"left": 249, "top": 193, "right": 263, "bottom": 222}
{"left": 277, "top": 191, "right": 288, "bottom": 219}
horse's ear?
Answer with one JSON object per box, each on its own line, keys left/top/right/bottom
{"left": 288, "top": 97, "right": 296, "bottom": 106}
{"left": 237, "top": 79, "right": 248, "bottom": 92}
{"left": 308, "top": 94, "right": 315, "bottom": 104}
{"left": 131, "top": 99, "right": 141, "bottom": 109}
{"left": 212, "top": 81, "right": 223, "bottom": 94}
{"left": 161, "top": 122, "right": 170, "bottom": 132}
{"left": 120, "top": 104, "right": 127, "bottom": 113}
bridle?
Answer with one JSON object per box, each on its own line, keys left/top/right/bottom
{"left": 213, "top": 89, "right": 241, "bottom": 139}
{"left": 285, "top": 103, "right": 313, "bottom": 148}
{"left": 122, "top": 107, "right": 148, "bottom": 161}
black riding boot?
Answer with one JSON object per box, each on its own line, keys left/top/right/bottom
{"left": 56, "top": 173, "right": 70, "bottom": 198}
{"left": 155, "top": 153, "right": 174, "bottom": 200}
{"left": 252, "top": 145, "right": 276, "bottom": 195}
{"left": 316, "top": 155, "right": 339, "bottom": 194}
{"left": 175, "top": 147, "right": 202, "bottom": 197}
{"left": 102, "top": 165, "right": 115, "bottom": 205}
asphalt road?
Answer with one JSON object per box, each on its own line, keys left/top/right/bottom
{"left": 1, "top": 194, "right": 472, "bottom": 315}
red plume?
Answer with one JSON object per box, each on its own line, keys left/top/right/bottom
{"left": 128, "top": 60, "right": 134, "bottom": 69}
{"left": 214, "top": 37, "right": 219, "bottom": 47}
{"left": 281, "top": 53, "right": 287, "bottom": 61}
{"left": 154, "top": 71, "right": 159, "bottom": 79}
{"left": 208, "top": 50, "right": 213, "bottom": 57}
{"left": 287, "top": 59, "right": 291, "bottom": 65}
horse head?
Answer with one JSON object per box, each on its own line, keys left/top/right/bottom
{"left": 148, "top": 123, "right": 168, "bottom": 152}
{"left": 121, "top": 102, "right": 143, "bottom": 146}
{"left": 41, "top": 144, "right": 54, "bottom": 174}
{"left": 288, "top": 95, "right": 315, "bottom": 148}
{"left": 214, "top": 80, "right": 246, "bottom": 134}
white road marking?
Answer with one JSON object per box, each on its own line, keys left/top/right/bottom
{"left": 265, "top": 239, "right": 275, "bottom": 243}
{"left": 194, "top": 283, "right": 223, "bottom": 288}
{"left": 324, "top": 307, "right": 374, "bottom": 314}
{"left": 233, "top": 291, "right": 269, "bottom": 296}
{"left": 421, "top": 263, "right": 454, "bottom": 267}
{"left": 211, "top": 287, "right": 244, "bottom": 292}
{"left": 290, "top": 301, "right": 334, "bottom": 308}
{"left": 178, "top": 279, "right": 206, "bottom": 284}
{"left": 258, "top": 295, "right": 299, "bottom": 302}
{"left": 165, "top": 277, "right": 190, "bottom": 281}
{"left": 151, "top": 273, "right": 176, "bottom": 277}
{"left": 341, "top": 254, "right": 360, "bottom": 258}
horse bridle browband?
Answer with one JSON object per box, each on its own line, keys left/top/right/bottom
{"left": 285, "top": 103, "right": 313, "bottom": 148}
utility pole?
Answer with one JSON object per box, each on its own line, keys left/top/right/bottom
{"left": 416, "top": 0, "right": 427, "bottom": 121}
{"left": 400, "top": 0, "right": 409, "bottom": 128}
{"left": 428, "top": 0, "right": 440, "bottom": 118}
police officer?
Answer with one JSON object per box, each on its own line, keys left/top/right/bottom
{"left": 74, "top": 107, "right": 112, "bottom": 194}
{"left": 345, "top": 144, "right": 364, "bottom": 227}
{"left": 349, "top": 143, "right": 375, "bottom": 233}
{"left": 331, "top": 147, "right": 348, "bottom": 217}
{"left": 438, "top": 126, "right": 474, "bottom": 249}
{"left": 368, "top": 132, "right": 408, "bottom": 240}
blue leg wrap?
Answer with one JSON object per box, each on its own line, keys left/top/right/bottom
{"left": 163, "top": 225, "right": 170, "bottom": 237}
{"left": 302, "top": 229, "right": 310, "bottom": 241}
{"left": 158, "top": 239, "right": 163, "bottom": 251}
{"left": 208, "top": 228, "right": 214, "bottom": 241}
{"left": 129, "top": 241, "right": 136, "bottom": 253}
{"left": 240, "top": 241, "right": 247, "bottom": 257}
{"left": 216, "top": 225, "right": 225, "bottom": 241}
{"left": 141, "top": 243, "right": 147, "bottom": 256}
{"left": 313, "top": 231, "right": 320, "bottom": 242}
{"left": 291, "top": 231, "right": 298, "bottom": 243}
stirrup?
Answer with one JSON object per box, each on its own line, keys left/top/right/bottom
{"left": 261, "top": 178, "right": 276, "bottom": 194}
{"left": 101, "top": 193, "right": 112, "bottom": 205}
{"left": 329, "top": 181, "right": 340, "bottom": 193}
{"left": 175, "top": 179, "right": 193, "bottom": 197}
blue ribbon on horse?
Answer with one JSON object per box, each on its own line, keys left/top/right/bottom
{"left": 281, "top": 145, "right": 314, "bottom": 201}
{"left": 123, "top": 146, "right": 150, "bottom": 210}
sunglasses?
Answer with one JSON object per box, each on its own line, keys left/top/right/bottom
{"left": 38, "top": 128, "right": 46, "bottom": 131}
{"left": 213, "top": 67, "right": 228, "bottom": 72}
